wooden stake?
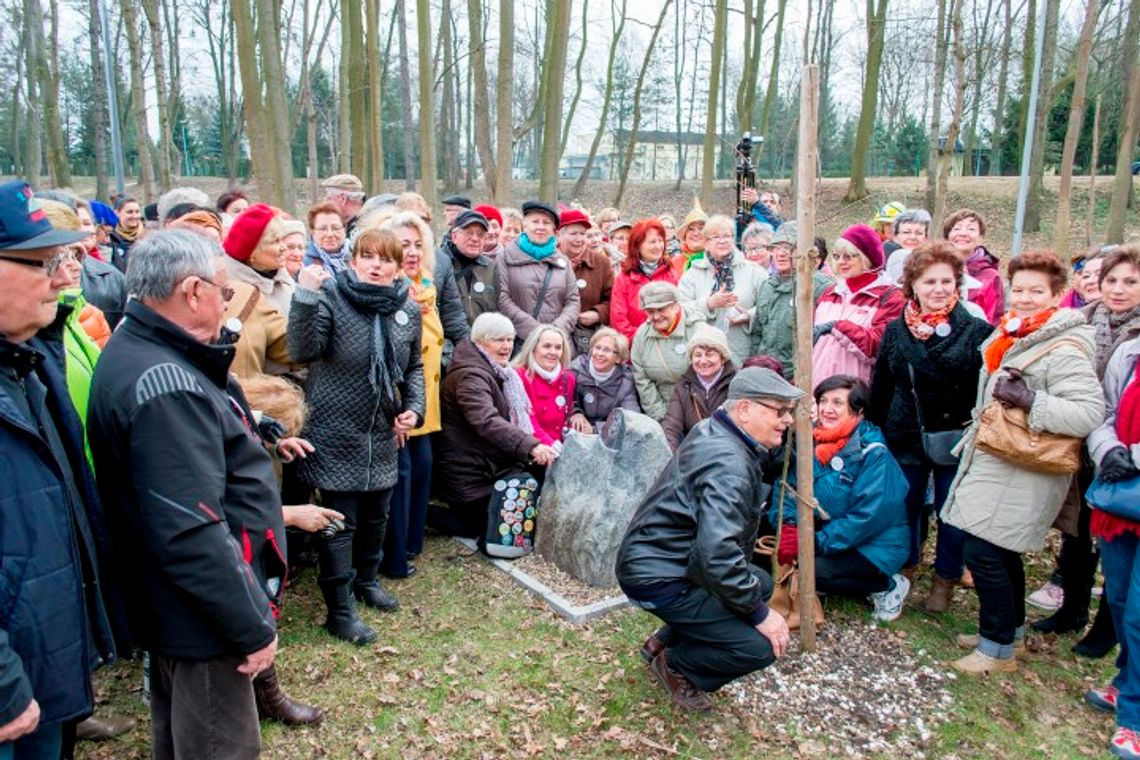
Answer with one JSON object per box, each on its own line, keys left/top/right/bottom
{"left": 794, "top": 64, "right": 820, "bottom": 652}
{"left": 1087, "top": 95, "right": 1101, "bottom": 251}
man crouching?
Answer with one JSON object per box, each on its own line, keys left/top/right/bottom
{"left": 616, "top": 367, "right": 801, "bottom": 711}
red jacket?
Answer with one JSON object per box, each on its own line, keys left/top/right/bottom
{"left": 610, "top": 265, "right": 680, "bottom": 342}
{"left": 965, "top": 247, "right": 1005, "bottom": 326}
{"left": 517, "top": 367, "right": 576, "bottom": 445}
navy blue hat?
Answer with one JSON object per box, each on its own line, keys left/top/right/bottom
{"left": 452, "top": 209, "right": 489, "bottom": 231}
{"left": 0, "top": 181, "right": 88, "bottom": 254}
{"left": 89, "top": 200, "right": 119, "bottom": 228}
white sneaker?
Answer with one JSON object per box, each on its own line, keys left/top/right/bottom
{"left": 870, "top": 574, "right": 911, "bottom": 622}
{"left": 1026, "top": 581, "right": 1064, "bottom": 611}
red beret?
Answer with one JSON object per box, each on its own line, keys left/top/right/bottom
{"left": 474, "top": 204, "right": 503, "bottom": 227}
{"left": 223, "top": 203, "right": 277, "bottom": 262}
{"left": 559, "top": 208, "right": 591, "bottom": 230}
{"left": 839, "top": 223, "right": 885, "bottom": 270}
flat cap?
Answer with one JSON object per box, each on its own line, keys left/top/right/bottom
{"left": 521, "top": 200, "right": 559, "bottom": 227}
{"left": 609, "top": 220, "right": 633, "bottom": 234}
{"left": 452, "top": 209, "right": 489, "bottom": 230}
{"left": 321, "top": 174, "right": 364, "bottom": 193}
{"left": 638, "top": 281, "right": 681, "bottom": 310}
{"left": 772, "top": 221, "right": 798, "bottom": 246}
{"left": 442, "top": 195, "right": 472, "bottom": 208}
{"left": 727, "top": 367, "right": 804, "bottom": 402}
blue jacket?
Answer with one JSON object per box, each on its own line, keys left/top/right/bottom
{"left": 772, "top": 420, "right": 909, "bottom": 576}
{"left": 0, "top": 318, "right": 119, "bottom": 727}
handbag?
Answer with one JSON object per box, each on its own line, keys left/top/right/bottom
{"left": 1085, "top": 475, "right": 1140, "bottom": 522}
{"left": 767, "top": 565, "right": 826, "bottom": 632}
{"left": 480, "top": 472, "right": 541, "bottom": 559}
{"left": 973, "top": 338, "right": 1087, "bottom": 475}
{"left": 907, "top": 363, "right": 963, "bottom": 467}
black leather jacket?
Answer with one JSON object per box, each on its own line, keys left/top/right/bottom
{"left": 616, "top": 409, "right": 773, "bottom": 621}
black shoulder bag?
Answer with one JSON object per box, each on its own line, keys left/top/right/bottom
{"left": 907, "top": 363, "right": 963, "bottom": 467}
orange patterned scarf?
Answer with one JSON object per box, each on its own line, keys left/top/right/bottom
{"left": 983, "top": 309, "right": 1057, "bottom": 374}
{"left": 904, "top": 292, "right": 959, "bottom": 341}
{"left": 813, "top": 416, "right": 861, "bottom": 466}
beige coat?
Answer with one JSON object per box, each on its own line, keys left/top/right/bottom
{"left": 631, "top": 313, "right": 694, "bottom": 421}
{"left": 494, "top": 242, "right": 580, "bottom": 342}
{"left": 677, "top": 250, "right": 767, "bottom": 364}
{"left": 224, "top": 281, "right": 293, "bottom": 379}
{"left": 943, "top": 310, "right": 1104, "bottom": 553}
{"left": 223, "top": 257, "right": 297, "bottom": 319}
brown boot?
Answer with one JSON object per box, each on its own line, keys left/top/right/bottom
{"left": 254, "top": 665, "right": 326, "bottom": 726}
{"left": 921, "top": 576, "right": 955, "bottom": 614}
{"left": 649, "top": 651, "right": 713, "bottom": 712}
{"left": 900, "top": 566, "right": 918, "bottom": 600}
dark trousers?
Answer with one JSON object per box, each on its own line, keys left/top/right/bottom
{"left": 381, "top": 436, "right": 433, "bottom": 576}
{"left": 319, "top": 489, "right": 394, "bottom": 585}
{"left": 964, "top": 534, "right": 1026, "bottom": 648}
{"left": 645, "top": 570, "right": 776, "bottom": 693}
{"left": 427, "top": 497, "right": 487, "bottom": 539}
{"left": 1057, "top": 461, "right": 1102, "bottom": 617}
{"left": 1100, "top": 533, "right": 1140, "bottom": 730}
{"left": 900, "top": 462, "right": 965, "bottom": 579}
{"left": 815, "top": 549, "right": 891, "bottom": 596}
{"left": 149, "top": 653, "right": 260, "bottom": 760}
{"left": 0, "top": 721, "right": 62, "bottom": 760}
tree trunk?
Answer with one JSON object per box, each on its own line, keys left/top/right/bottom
{"left": 560, "top": 0, "right": 589, "bottom": 155}
{"left": 1054, "top": 0, "right": 1098, "bottom": 259}
{"left": 572, "top": 0, "right": 626, "bottom": 198}
{"left": 21, "top": 0, "right": 42, "bottom": 188}
{"left": 758, "top": 0, "right": 788, "bottom": 143}
{"left": 122, "top": 0, "right": 156, "bottom": 200}
{"left": 162, "top": 0, "right": 184, "bottom": 173}
{"left": 615, "top": 0, "right": 673, "bottom": 206}
{"left": 440, "top": 0, "right": 459, "bottom": 191}
{"left": 337, "top": 3, "right": 351, "bottom": 173}
{"left": 924, "top": 0, "right": 949, "bottom": 220}
{"left": 88, "top": 0, "right": 110, "bottom": 198}
{"left": 701, "top": 0, "right": 728, "bottom": 208}
{"left": 232, "top": 0, "right": 273, "bottom": 203}
{"left": 735, "top": 0, "right": 763, "bottom": 132}
{"left": 416, "top": 0, "right": 438, "bottom": 210}
{"left": 494, "top": 0, "right": 514, "bottom": 203}
{"left": 396, "top": 0, "right": 417, "bottom": 188}
{"left": 538, "top": 0, "right": 573, "bottom": 203}
{"left": 141, "top": 0, "right": 174, "bottom": 191}
{"left": 255, "top": 0, "right": 296, "bottom": 211}
{"left": 344, "top": 0, "right": 367, "bottom": 182}
{"left": 34, "top": 0, "right": 70, "bottom": 187}
{"left": 468, "top": 0, "right": 495, "bottom": 196}
{"left": 1106, "top": 0, "right": 1140, "bottom": 243}
{"left": 365, "top": 0, "right": 385, "bottom": 189}
{"left": 1018, "top": 0, "right": 1037, "bottom": 160}
{"left": 1087, "top": 95, "right": 1101, "bottom": 248}
{"left": 1023, "top": 0, "right": 1059, "bottom": 233}
{"left": 989, "top": 0, "right": 1012, "bottom": 175}
{"left": 843, "top": 0, "right": 889, "bottom": 202}
{"left": 935, "top": 1, "right": 965, "bottom": 226}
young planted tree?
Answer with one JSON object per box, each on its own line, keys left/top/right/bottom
{"left": 1054, "top": 0, "right": 1099, "bottom": 259}
{"left": 843, "top": 0, "right": 889, "bottom": 202}
{"left": 701, "top": 0, "right": 728, "bottom": 208}
{"left": 572, "top": 0, "right": 626, "bottom": 197}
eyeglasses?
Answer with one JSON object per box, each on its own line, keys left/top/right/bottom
{"left": 0, "top": 249, "right": 76, "bottom": 277}
{"left": 754, "top": 400, "right": 797, "bottom": 418}
{"left": 313, "top": 225, "right": 345, "bottom": 234}
{"left": 829, "top": 251, "right": 862, "bottom": 263}
{"left": 195, "top": 277, "right": 235, "bottom": 302}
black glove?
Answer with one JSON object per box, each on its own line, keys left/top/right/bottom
{"left": 257, "top": 413, "right": 287, "bottom": 445}
{"left": 992, "top": 369, "right": 1036, "bottom": 411}
{"left": 1100, "top": 446, "right": 1140, "bottom": 484}
{"left": 813, "top": 321, "right": 836, "bottom": 345}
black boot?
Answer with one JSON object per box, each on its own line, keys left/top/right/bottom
{"left": 353, "top": 578, "right": 400, "bottom": 611}
{"left": 318, "top": 574, "right": 378, "bottom": 645}
{"left": 254, "top": 664, "right": 325, "bottom": 725}
{"left": 1031, "top": 609, "right": 1089, "bottom": 634}
{"left": 1074, "top": 599, "right": 1118, "bottom": 658}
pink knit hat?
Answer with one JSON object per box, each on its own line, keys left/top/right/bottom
{"left": 837, "top": 224, "right": 885, "bottom": 270}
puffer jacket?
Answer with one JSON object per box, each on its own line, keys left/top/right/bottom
{"left": 80, "top": 255, "right": 127, "bottom": 328}
{"left": 610, "top": 264, "right": 679, "bottom": 342}
{"left": 59, "top": 291, "right": 102, "bottom": 430}
{"left": 1088, "top": 336, "right": 1140, "bottom": 466}
{"left": 943, "top": 309, "right": 1105, "bottom": 553}
{"left": 661, "top": 364, "right": 736, "bottom": 451}
{"left": 434, "top": 340, "right": 541, "bottom": 505}
{"left": 749, "top": 270, "right": 832, "bottom": 378}
{"left": 811, "top": 272, "right": 905, "bottom": 389}
{"left": 866, "top": 303, "right": 993, "bottom": 466}
{"left": 630, "top": 313, "right": 694, "bottom": 421}
{"left": 964, "top": 247, "right": 1004, "bottom": 326}
{"left": 773, "top": 420, "right": 910, "bottom": 576}
{"left": 495, "top": 241, "right": 580, "bottom": 342}
{"left": 569, "top": 354, "right": 640, "bottom": 429}
{"left": 678, "top": 250, "right": 768, "bottom": 364}
{"left": 616, "top": 409, "right": 774, "bottom": 624}
{"left": 288, "top": 280, "right": 426, "bottom": 492}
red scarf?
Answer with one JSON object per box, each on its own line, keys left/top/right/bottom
{"left": 904, "top": 292, "right": 959, "bottom": 341}
{"left": 983, "top": 309, "right": 1057, "bottom": 374}
{"left": 1092, "top": 361, "right": 1140, "bottom": 541}
{"left": 658, "top": 308, "right": 683, "bottom": 337}
{"left": 813, "top": 416, "right": 860, "bottom": 466}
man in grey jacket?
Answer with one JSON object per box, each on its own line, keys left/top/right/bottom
{"left": 617, "top": 367, "right": 801, "bottom": 711}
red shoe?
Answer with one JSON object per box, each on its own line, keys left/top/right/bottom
{"left": 1086, "top": 685, "right": 1120, "bottom": 713}
{"left": 1110, "top": 727, "right": 1140, "bottom": 759}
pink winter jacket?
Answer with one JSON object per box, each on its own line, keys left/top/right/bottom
{"left": 517, "top": 367, "right": 576, "bottom": 445}
{"left": 811, "top": 271, "right": 905, "bottom": 389}
{"left": 965, "top": 247, "right": 1005, "bottom": 326}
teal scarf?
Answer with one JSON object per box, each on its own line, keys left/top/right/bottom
{"left": 518, "top": 232, "right": 557, "bottom": 260}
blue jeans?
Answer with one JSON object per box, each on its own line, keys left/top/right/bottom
{"left": 900, "top": 462, "right": 966, "bottom": 580}
{"left": 381, "top": 435, "right": 433, "bottom": 576}
{"left": 0, "top": 721, "right": 62, "bottom": 760}
{"left": 1100, "top": 532, "right": 1140, "bottom": 730}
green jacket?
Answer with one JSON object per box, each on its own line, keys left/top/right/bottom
{"left": 749, "top": 270, "right": 831, "bottom": 378}
{"left": 60, "top": 291, "right": 102, "bottom": 457}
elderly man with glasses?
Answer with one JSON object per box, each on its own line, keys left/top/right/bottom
{"left": 321, "top": 174, "right": 367, "bottom": 236}
{"left": 88, "top": 230, "right": 288, "bottom": 760}
{"left": 617, "top": 366, "right": 801, "bottom": 713}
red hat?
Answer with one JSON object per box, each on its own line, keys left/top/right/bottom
{"left": 474, "top": 204, "right": 502, "bottom": 227}
{"left": 838, "top": 223, "right": 885, "bottom": 270}
{"left": 559, "top": 208, "right": 591, "bottom": 230}
{"left": 223, "top": 203, "right": 277, "bottom": 262}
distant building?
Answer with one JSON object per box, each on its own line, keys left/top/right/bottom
{"left": 560, "top": 130, "right": 729, "bottom": 182}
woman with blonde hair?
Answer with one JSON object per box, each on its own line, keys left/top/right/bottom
{"left": 513, "top": 325, "right": 575, "bottom": 447}
{"left": 568, "top": 327, "right": 640, "bottom": 433}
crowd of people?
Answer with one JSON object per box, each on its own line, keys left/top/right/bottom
{"left": 3, "top": 172, "right": 1140, "bottom": 760}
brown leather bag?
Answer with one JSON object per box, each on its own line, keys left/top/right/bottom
{"left": 973, "top": 338, "right": 1088, "bottom": 475}
{"left": 767, "top": 565, "right": 825, "bottom": 632}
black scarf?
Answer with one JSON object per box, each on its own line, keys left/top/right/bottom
{"left": 710, "top": 253, "right": 736, "bottom": 294}
{"left": 445, "top": 236, "right": 479, "bottom": 290}
{"left": 336, "top": 270, "right": 410, "bottom": 409}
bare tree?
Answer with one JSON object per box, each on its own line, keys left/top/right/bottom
{"left": 561, "top": 0, "right": 589, "bottom": 154}
{"left": 538, "top": 0, "right": 573, "bottom": 202}
{"left": 21, "top": 0, "right": 42, "bottom": 187}
{"left": 988, "top": 0, "right": 1013, "bottom": 176}
{"left": 121, "top": 0, "right": 156, "bottom": 200}
{"left": 141, "top": 0, "right": 174, "bottom": 190}
{"left": 87, "top": 0, "right": 111, "bottom": 197}
{"left": 1108, "top": 0, "right": 1140, "bottom": 243}
{"left": 735, "top": 0, "right": 763, "bottom": 133}
{"left": 1054, "top": 0, "right": 1099, "bottom": 259}
{"left": 572, "top": 0, "right": 626, "bottom": 197}
{"left": 924, "top": 0, "right": 951, "bottom": 219}
{"left": 843, "top": 0, "right": 889, "bottom": 202}
{"left": 494, "top": 0, "right": 514, "bottom": 203}
{"left": 758, "top": 0, "right": 788, "bottom": 143}
{"left": 468, "top": 0, "right": 494, "bottom": 196}
{"left": 935, "top": 1, "right": 965, "bottom": 225}
{"left": 365, "top": 0, "right": 385, "bottom": 189}
{"left": 615, "top": 0, "right": 673, "bottom": 206}
{"left": 701, "top": 0, "right": 728, "bottom": 207}
{"left": 1023, "top": 0, "right": 1059, "bottom": 232}
{"left": 416, "top": 0, "right": 439, "bottom": 210}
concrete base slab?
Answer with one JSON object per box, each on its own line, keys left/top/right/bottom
{"left": 456, "top": 538, "right": 630, "bottom": 624}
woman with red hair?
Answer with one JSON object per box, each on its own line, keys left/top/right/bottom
{"left": 610, "top": 219, "right": 679, "bottom": 342}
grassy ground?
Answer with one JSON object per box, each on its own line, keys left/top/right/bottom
{"left": 79, "top": 534, "right": 1119, "bottom": 760}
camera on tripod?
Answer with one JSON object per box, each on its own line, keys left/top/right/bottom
{"left": 734, "top": 132, "right": 763, "bottom": 242}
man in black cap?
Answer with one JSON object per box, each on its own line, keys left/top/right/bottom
{"left": 437, "top": 209, "right": 498, "bottom": 325}
{"left": 617, "top": 367, "right": 801, "bottom": 712}
{"left": 494, "top": 200, "right": 579, "bottom": 344}
{"left": 441, "top": 195, "right": 472, "bottom": 227}
{"left": 0, "top": 180, "right": 120, "bottom": 757}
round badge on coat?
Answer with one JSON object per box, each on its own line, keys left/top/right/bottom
{"left": 494, "top": 480, "right": 507, "bottom": 492}
{"left": 555, "top": 395, "right": 567, "bottom": 407}
{"left": 674, "top": 344, "right": 687, "bottom": 354}
{"left": 585, "top": 392, "right": 595, "bottom": 403}
{"left": 394, "top": 311, "right": 409, "bottom": 326}
{"left": 577, "top": 278, "right": 587, "bottom": 289}
{"left": 934, "top": 322, "right": 952, "bottom": 337}
{"left": 555, "top": 258, "right": 567, "bottom": 268}
{"left": 506, "top": 488, "right": 519, "bottom": 500}
{"left": 830, "top": 456, "right": 845, "bottom": 472}
{"left": 473, "top": 281, "right": 487, "bottom": 293}
{"left": 1006, "top": 317, "right": 1022, "bottom": 333}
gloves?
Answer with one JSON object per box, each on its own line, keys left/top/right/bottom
{"left": 257, "top": 413, "right": 287, "bottom": 445}
{"left": 992, "top": 369, "right": 1036, "bottom": 411}
{"left": 1100, "top": 446, "right": 1140, "bottom": 484}
{"left": 812, "top": 321, "right": 836, "bottom": 345}
{"left": 776, "top": 525, "right": 799, "bottom": 566}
